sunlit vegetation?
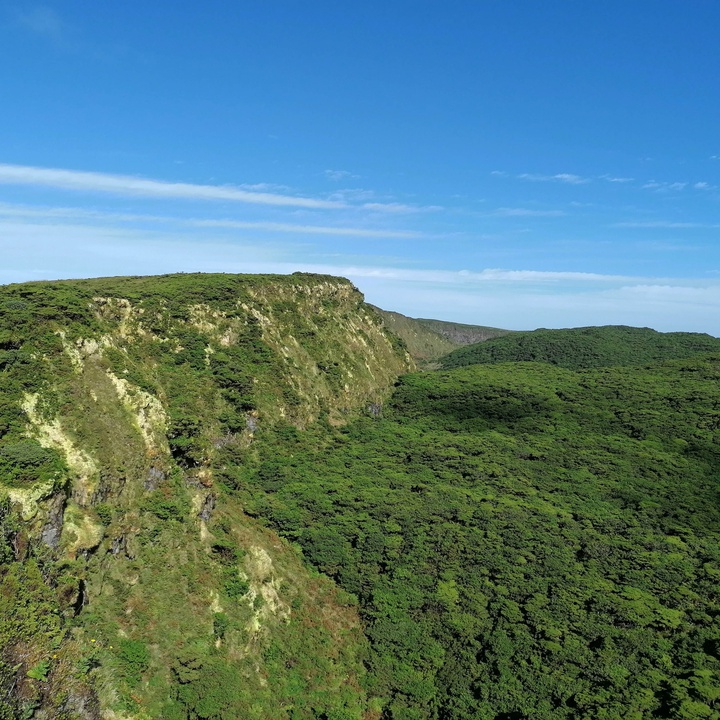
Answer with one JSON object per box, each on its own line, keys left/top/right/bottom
{"left": 441, "top": 325, "right": 720, "bottom": 371}
{"left": 373, "top": 306, "right": 510, "bottom": 365}
{"left": 1, "top": 275, "right": 719, "bottom": 719}
{"left": 238, "top": 358, "right": 720, "bottom": 719}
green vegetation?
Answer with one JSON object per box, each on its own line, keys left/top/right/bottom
{"left": 440, "top": 324, "right": 720, "bottom": 370}
{"left": 0, "top": 273, "right": 410, "bottom": 719}
{"left": 243, "top": 357, "right": 720, "bottom": 718}
{"left": 414, "top": 317, "right": 511, "bottom": 344}
{"left": 1, "top": 273, "right": 719, "bottom": 719}
{"left": 373, "top": 306, "right": 509, "bottom": 365}
{"left": 0, "top": 439, "right": 65, "bottom": 488}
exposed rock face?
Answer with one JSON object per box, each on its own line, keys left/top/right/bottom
{"left": 144, "top": 466, "right": 165, "bottom": 491}
{"left": 40, "top": 492, "right": 66, "bottom": 548}
{"left": 198, "top": 492, "right": 216, "bottom": 522}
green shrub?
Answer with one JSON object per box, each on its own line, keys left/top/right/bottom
{"left": 213, "top": 612, "right": 230, "bottom": 639}
{"left": 116, "top": 639, "right": 150, "bottom": 686}
{"left": 95, "top": 504, "right": 113, "bottom": 525}
{"left": 0, "top": 439, "right": 65, "bottom": 487}
{"left": 142, "top": 491, "right": 186, "bottom": 522}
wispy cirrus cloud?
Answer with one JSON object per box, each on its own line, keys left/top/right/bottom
{"left": 517, "top": 172, "right": 590, "bottom": 185}
{"left": 324, "top": 169, "right": 359, "bottom": 182}
{"left": 325, "top": 186, "right": 442, "bottom": 213}
{"left": 491, "top": 170, "right": 591, "bottom": 185}
{"left": 362, "top": 202, "right": 443, "bottom": 214}
{"left": 600, "top": 175, "right": 634, "bottom": 183}
{"left": 492, "top": 170, "right": 712, "bottom": 190}
{"left": 642, "top": 180, "right": 688, "bottom": 191}
{"left": 324, "top": 266, "right": 638, "bottom": 284}
{"left": 238, "top": 182, "right": 293, "bottom": 193}
{"left": 613, "top": 220, "right": 720, "bottom": 229}
{"left": 14, "top": 5, "right": 72, "bottom": 46}
{"left": 494, "top": 207, "right": 565, "bottom": 217}
{"left": 0, "top": 163, "right": 345, "bottom": 209}
{"left": 189, "top": 219, "right": 421, "bottom": 238}
{"left": 0, "top": 202, "right": 422, "bottom": 238}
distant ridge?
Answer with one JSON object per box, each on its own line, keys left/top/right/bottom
{"left": 372, "top": 306, "right": 510, "bottom": 365}
{"left": 440, "top": 324, "right": 720, "bottom": 370}
{"left": 414, "top": 317, "right": 512, "bottom": 344}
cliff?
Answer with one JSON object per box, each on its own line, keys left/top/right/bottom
{"left": 0, "top": 273, "right": 413, "bottom": 719}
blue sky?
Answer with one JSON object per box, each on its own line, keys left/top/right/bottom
{"left": 2, "top": 2, "right": 720, "bottom": 332}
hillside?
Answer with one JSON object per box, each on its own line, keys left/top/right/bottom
{"left": 372, "top": 307, "right": 509, "bottom": 365}
{"left": 2, "top": 276, "right": 720, "bottom": 720}
{"left": 0, "top": 273, "right": 413, "bottom": 719}
{"left": 414, "top": 317, "right": 512, "bottom": 345}
{"left": 440, "top": 324, "right": 720, "bottom": 370}
{"left": 246, "top": 357, "right": 720, "bottom": 719}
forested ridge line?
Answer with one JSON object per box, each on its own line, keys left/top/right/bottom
{"left": 440, "top": 325, "right": 720, "bottom": 371}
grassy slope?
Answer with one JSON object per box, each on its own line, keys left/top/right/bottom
{"left": 372, "top": 306, "right": 509, "bottom": 365}
{"left": 0, "top": 273, "right": 412, "bottom": 720}
{"left": 440, "top": 325, "right": 720, "bottom": 370}
{"left": 414, "top": 318, "right": 512, "bottom": 345}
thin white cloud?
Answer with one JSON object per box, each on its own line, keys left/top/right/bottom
{"left": 323, "top": 188, "right": 440, "bottom": 212}
{"left": 0, "top": 202, "right": 421, "bottom": 238}
{"left": 308, "top": 266, "right": 637, "bottom": 284}
{"left": 15, "top": 5, "right": 68, "bottom": 43}
{"left": 362, "top": 202, "right": 443, "bottom": 213}
{"left": 494, "top": 207, "right": 565, "bottom": 217}
{"left": 517, "top": 172, "right": 590, "bottom": 185}
{"left": 601, "top": 175, "right": 634, "bottom": 183}
{"left": 239, "top": 182, "right": 293, "bottom": 192}
{"left": 613, "top": 220, "right": 720, "bottom": 229}
{"left": 189, "top": 219, "right": 421, "bottom": 238}
{"left": 642, "top": 180, "right": 688, "bottom": 192}
{"left": 0, "top": 202, "right": 162, "bottom": 223}
{"left": 327, "top": 187, "right": 376, "bottom": 203}
{"left": 0, "top": 163, "right": 345, "bottom": 209}
{"left": 325, "top": 169, "right": 358, "bottom": 182}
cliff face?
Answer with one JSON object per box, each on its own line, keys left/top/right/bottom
{"left": 0, "top": 273, "right": 413, "bottom": 720}
{"left": 370, "top": 305, "right": 510, "bottom": 366}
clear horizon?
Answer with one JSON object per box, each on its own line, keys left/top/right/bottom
{"left": 3, "top": 2, "right": 720, "bottom": 334}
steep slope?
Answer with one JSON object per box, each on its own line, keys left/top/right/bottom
{"left": 242, "top": 357, "right": 720, "bottom": 719}
{"left": 0, "top": 273, "right": 413, "bottom": 719}
{"left": 441, "top": 324, "right": 720, "bottom": 370}
{"left": 372, "top": 307, "right": 509, "bottom": 365}
{"left": 413, "top": 317, "right": 511, "bottom": 345}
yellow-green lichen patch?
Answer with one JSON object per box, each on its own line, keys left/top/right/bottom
{"left": 61, "top": 502, "right": 104, "bottom": 557}
{"left": 21, "top": 393, "right": 99, "bottom": 504}
{"left": 105, "top": 370, "right": 168, "bottom": 454}
{"left": 4, "top": 478, "right": 57, "bottom": 521}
